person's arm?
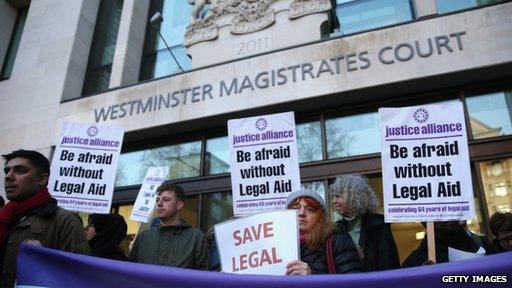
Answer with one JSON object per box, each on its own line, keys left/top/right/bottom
{"left": 58, "top": 212, "right": 90, "bottom": 255}
{"left": 194, "top": 231, "right": 208, "bottom": 270}
{"left": 128, "top": 233, "right": 141, "bottom": 262}
{"left": 332, "top": 234, "right": 362, "bottom": 273}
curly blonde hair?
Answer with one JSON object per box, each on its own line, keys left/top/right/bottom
{"left": 328, "top": 174, "right": 377, "bottom": 216}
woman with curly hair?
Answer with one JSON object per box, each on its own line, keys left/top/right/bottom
{"left": 285, "top": 189, "right": 362, "bottom": 275}
{"left": 329, "top": 174, "right": 400, "bottom": 271}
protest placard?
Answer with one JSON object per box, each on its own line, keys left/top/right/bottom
{"left": 380, "top": 102, "right": 475, "bottom": 222}
{"left": 130, "top": 167, "right": 169, "bottom": 222}
{"left": 48, "top": 122, "right": 124, "bottom": 214}
{"left": 214, "top": 210, "right": 299, "bottom": 275}
{"left": 228, "top": 112, "right": 301, "bottom": 216}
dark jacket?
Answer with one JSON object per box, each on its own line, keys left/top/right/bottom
{"left": 492, "top": 238, "right": 510, "bottom": 253}
{"left": 1, "top": 199, "right": 90, "bottom": 288}
{"left": 336, "top": 213, "right": 400, "bottom": 271}
{"left": 402, "top": 231, "right": 497, "bottom": 267}
{"left": 301, "top": 232, "right": 362, "bottom": 274}
{"left": 129, "top": 220, "right": 207, "bottom": 270}
{"left": 88, "top": 213, "right": 127, "bottom": 260}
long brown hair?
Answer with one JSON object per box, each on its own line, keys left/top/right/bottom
{"left": 293, "top": 197, "right": 334, "bottom": 250}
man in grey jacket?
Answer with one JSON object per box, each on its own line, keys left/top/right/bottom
{"left": 129, "top": 182, "right": 207, "bottom": 270}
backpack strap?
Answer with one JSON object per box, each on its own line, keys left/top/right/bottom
{"left": 325, "top": 234, "right": 335, "bottom": 274}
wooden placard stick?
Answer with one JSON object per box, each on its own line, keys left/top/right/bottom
{"left": 427, "top": 221, "right": 436, "bottom": 263}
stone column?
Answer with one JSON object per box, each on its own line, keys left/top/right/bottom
{"left": 413, "top": 0, "right": 438, "bottom": 19}
{"left": 109, "top": 0, "right": 150, "bottom": 88}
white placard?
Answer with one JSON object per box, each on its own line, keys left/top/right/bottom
{"left": 130, "top": 167, "right": 169, "bottom": 222}
{"left": 228, "top": 111, "right": 301, "bottom": 216}
{"left": 48, "top": 122, "right": 124, "bottom": 214}
{"left": 215, "top": 210, "right": 299, "bottom": 275}
{"left": 380, "top": 102, "right": 475, "bottom": 222}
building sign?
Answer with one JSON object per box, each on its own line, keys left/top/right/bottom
{"left": 380, "top": 102, "right": 475, "bottom": 222}
{"left": 130, "top": 167, "right": 169, "bottom": 223}
{"left": 48, "top": 122, "right": 124, "bottom": 214}
{"left": 228, "top": 112, "right": 301, "bottom": 216}
{"left": 214, "top": 210, "right": 299, "bottom": 275}
{"left": 90, "top": 30, "right": 468, "bottom": 124}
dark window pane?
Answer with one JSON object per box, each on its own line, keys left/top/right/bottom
{"left": 82, "top": 0, "right": 123, "bottom": 95}
{"left": 325, "top": 112, "right": 380, "bottom": 158}
{"left": 82, "top": 65, "right": 112, "bottom": 96}
{"left": 205, "top": 136, "right": 230, "bottom": 175}
{"left": 115, "top": 140, "right": 202, "bottom": 187}
{"left": 466, "top": 90, "right": 512, "bottom": 139}
{"left": 336, "top": 0, "right": 413, "bottom": 35}
{"left": 296, "top": 121, "right": 323, "bottom": 163}
{"left": 200, "top": 191, "right": 233, "bottom": 231}
{"left": 1, "top": 7, "right": 28, "bottom": 80}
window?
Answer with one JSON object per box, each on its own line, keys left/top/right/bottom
{"left": 296, "top": 121, "right": 323, "bottom": 163}
{"left": 325, "top": 111, "right": 380, "bottom": 158}
{"left": 200, "top": 191, "right": 233, "bottom": 231}
{"left": 82, "top": 0, "right": 123, "bottom": 95}
{"left": 335, "top": 0, "right": 414, "bottom": 35}
{"left": 479, "top": 158, "right": 512, "bottom": 216}
{"left": 140, "top": 0, "right": 193, "bottom": 81}
{"left": 436, "top": 0, "right": 504, "bottom": 14}
{"left": 0, "top": 7, "right": 28, "bottom": 80}
{"left": 466, "top": 90, "right": 512, "bottom": 139}
{"left": 115, "top": 140, "right": 202, "bottom": 187}
{"left": 205, "top": 136, "right": 230, "bottom": 175}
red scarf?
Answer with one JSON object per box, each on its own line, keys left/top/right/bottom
{"left": 0, "top": 188, "right": 53, "bottom": 247}
{"left": 300, "top": 230, "right": 309, "bottom": 246}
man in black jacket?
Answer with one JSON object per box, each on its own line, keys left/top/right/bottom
{"left": 403, "top": 221, "right": 497, "bottom": 267}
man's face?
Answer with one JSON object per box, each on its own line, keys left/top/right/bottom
{"left": 156, "top": 190, "right": 184, "bottom": 220}
{"left": 290, "top": 198, "right": 319, "bottom": 232}
{"left": 4, "top": 157, "right": 48, "bottom": 201}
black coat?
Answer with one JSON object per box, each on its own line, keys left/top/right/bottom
{"left": 402, "top": 231, "right": 497, "bottom": 267}
{"left": 336, "top": 213, "right": 400, "bottom": 272}
{"left": 301, "top": 232, "right": 362, "bottom": 274}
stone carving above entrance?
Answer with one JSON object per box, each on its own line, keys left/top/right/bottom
{"left": 289, "top": 0, "right": 331, "bottom": 19}
{"left": 185, "top": 0, "right": 331, "bottom": 67}
{"left": 231, "top": 0, "right": 275, "bottom": 35}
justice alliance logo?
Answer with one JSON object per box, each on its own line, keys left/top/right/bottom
{"left": 413, "top": 108, "right": 429, "bottom": 123}
{"left": 87, "top": 126, "right": 99, "bottom": 137}
{"left": 255, "top": 118, "right": 268, "bottom": 131}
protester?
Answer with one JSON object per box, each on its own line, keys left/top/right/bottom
{"left": 402, "top": 221, "right": 497, "bottom": 267}
{"left": 205, "top": 226, "right": 220, "bottom": 271}
{"left": 285, "top": 189, "right": 362, "bottom": 275}
{"left": 329, "top": 174, "right": 400, "bottom": 271}
{"left": 489, "top": 211, "right": 512, "bottom": 252}
{"left": 86, "top": 213, "right": 128, "bottom": 260}
{"left": 129, "top": 182, "right": 207, "bottom": 270}
{"left": 0, "top": 149, "right": 90, "bottom": 287}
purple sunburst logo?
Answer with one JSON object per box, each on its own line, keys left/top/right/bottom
{"left": 87, "top": 125, "right": 99, "bottom": 137}
{"left": 413, "top": 108, "right": 429, "bottom": 123}
{"left": 255, "top": 118, "right": 268, "bottom": 131}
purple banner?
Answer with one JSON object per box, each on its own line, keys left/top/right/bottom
{"left": 17, "top": 244, "right": 511, "bottom": 288}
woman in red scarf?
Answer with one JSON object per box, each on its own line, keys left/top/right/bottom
{"left": 285, "top": 189, "right": 362, "bottom": 275}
